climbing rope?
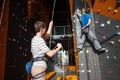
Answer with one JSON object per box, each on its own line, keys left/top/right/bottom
{"left": 49, "top": 0, "right": 56, "bottom": 49}
{"left": 61, "top": 46, "right": 65, "bottom": 80}
{"left": 0, "top": 0, "right": 6, "bottom": 26}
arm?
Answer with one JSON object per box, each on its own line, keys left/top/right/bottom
{"left": 44, "top": 20, "right": 53, "bottom": 39}
{"left": 76, "top": 12, "right": 82, "bottom": 17}
{"left": 46, "top": 43, "right": 62, "bottom": 57}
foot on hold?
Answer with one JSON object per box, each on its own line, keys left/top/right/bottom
{"left": 97, "top": 48, "right": 108, "bottom": 55}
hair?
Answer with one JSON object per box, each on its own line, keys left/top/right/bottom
{"left": 34, "top": 21, "right": 46, "bottom": 32}
{"left": 85, "top": 8, "right": 91, "bottom": 14}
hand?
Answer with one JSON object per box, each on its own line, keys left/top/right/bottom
{"left": 49, "top": 20, "right": 53, "bottom": 26}
{"left": 76, "top": 12, "right": 81, "bottom": 16}
{"left": 82, "top": 27, "right": 85, "bottom": 30}
{"left": 57, "top": 43, "right": 62, "bottom": 49}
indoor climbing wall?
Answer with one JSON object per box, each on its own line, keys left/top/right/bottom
{"left": 4, "top": 0, "right": 52, "bottom": 79}
{"left": 73, "top": 0, "right": 120, "bottom": 80}
{"left": 94, "top": 12, "right": 120, "bottom": 80}
{"left": 73, "top": 0, "right": 101, "bottom": 80}
{"left": 93, "top": 0, "right": 120, "bottom": 20}
{"left": 0, "top": 0, "right": 9, "bottom": 80}
{"left": 4, "top": 0, "right": 32, "bottom": 79}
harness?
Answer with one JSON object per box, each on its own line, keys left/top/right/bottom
{"left": 33, "top": 56, "right": 49, "bottom": 62}
{"left": 31, "top": 71, "right": 46, "bottom": 80}
{"left": 26, "top": 56, "right": 48, "bottom": 74}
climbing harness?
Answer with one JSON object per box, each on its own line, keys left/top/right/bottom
{"left": 25, "top": 56, "right": 48, "bottom": 74}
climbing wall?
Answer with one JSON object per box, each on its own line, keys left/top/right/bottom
{"left": 73, "top": 0, "right": 101, "bottom": 80}
{"left": 4, "top": 0, "right": 32, "bottom": 79}
{"left": 72, "top": 0, "right": 120, "bottom": 80}
{"left": 94, "top": 13, "right": 120, "bottom": 80}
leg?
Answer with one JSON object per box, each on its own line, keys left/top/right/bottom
{"left": 77, "top": 34, "right": 86, "bottom": 50}
{"left": 87, "top": 30, "right": 102, "bottom": 50}
{"left": 31, "top": 72, "right": 45, "bottom": 80}
{"left": 31, "top": 66, "right": 46, "bottom": 80}
{"left": 87, "top": 30, "right": 108, "bottom": 53}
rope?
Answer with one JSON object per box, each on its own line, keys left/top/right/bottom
{"left": 83, "top": 0, "right": 87, "bottom": 10}
{"left": 61, "top": 46, "right": 65, "bottom": 80}
{"left": 51, "top": 0, "right": 56, "bottom": 20}
{"left": 49, "top": 0, "right": 56, "bottom": 49}
{"left": 0, "top": 0, "right": 6, "bottom": 26}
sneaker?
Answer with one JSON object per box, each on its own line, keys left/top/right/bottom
{"left": 97, "top": 48, "right": 108, "bottom": 54}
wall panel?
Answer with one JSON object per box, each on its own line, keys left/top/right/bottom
{"left": 93, "top": 0, "right": 120, "bottom": 20}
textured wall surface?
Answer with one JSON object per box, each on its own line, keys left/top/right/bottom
{"left": 94, "top": 13, "right": 120, "bottom": 80}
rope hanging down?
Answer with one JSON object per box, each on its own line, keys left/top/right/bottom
{"left": 49, "top": 0, "right": 56, "bottom": 48}
{"left": 51, "top": 0, "right": 56, "bottom": 20}
{"left": 61, "top": 47, "right": 66, "bottom": 80}
{"left": 0, "top": 0, "right": 6, "bottom": 26}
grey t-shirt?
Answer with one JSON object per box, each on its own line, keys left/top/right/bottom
{"left": 31, "top": 35, "right": 50, "bottom": 67}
